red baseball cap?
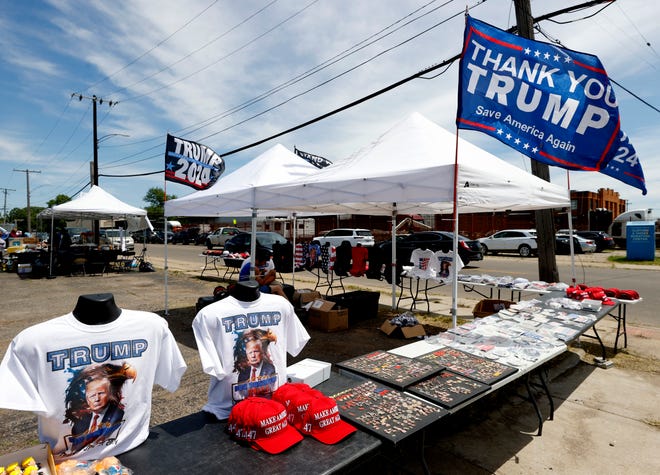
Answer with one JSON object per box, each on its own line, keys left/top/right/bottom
{"left": 299, "top": 394, "right": 356, "bottom": 444}
{"left": 227, "top": 397, "right": 303, "bottom": 454}
{"left": 273, "top": 383, "right": 325, "bottom": 428}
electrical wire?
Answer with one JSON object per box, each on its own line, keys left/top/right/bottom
{"left": 84, "top": 0, "right": 222, "bottom": 92}
{"left": 105, "top": 0, "right": 280, "bottom": 99}
{"left": 99, "top": 0, "right": 466, "bottom": 172}
{"left": 615, "top": 2, "right": 657, "bottom": 55}
{"left": 100, "top": 0, "right": 452, "bottom": 152}
{"left": 119, "top": 0, "right": 320, "bottom": 103}
{"left": 177, "top": 0, "right": 454, "bottom": 139}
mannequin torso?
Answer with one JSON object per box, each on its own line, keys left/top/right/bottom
{"left": 73, "top": 293, "right": 122, "bottom": 325}
{"left": 230, "top": 280, "right": 260, "bottom": 302}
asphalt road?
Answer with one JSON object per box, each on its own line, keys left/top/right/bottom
{"left": 150, "top": 243, "right": 658, "bottom": 327}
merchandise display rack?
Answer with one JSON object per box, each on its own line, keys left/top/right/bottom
{"left": 336, "top": 350, "right": 441, "bottom": 391}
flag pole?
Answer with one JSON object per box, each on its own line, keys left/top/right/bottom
{"left": 566, "top": 170, "right": 576, "bottom": 285}
{"left": 451, "top": 129, "right": 460, "bottom": 329}
{"left": 164, "top": 180, "right": 169, "bottom": 316}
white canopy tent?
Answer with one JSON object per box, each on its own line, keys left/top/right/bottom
{"left": 164, "top": 144, "right": 320, "bottom": 310}
{"left": 165, "top": 143, "right": 319, "bottom": 218}
{"left": 259, "top": 113, "right": 569, "bottom": 215}
{"left": 257, "top": 113, "right": 570, "bottom": 319}
{"left": 38, "top": 185, "right": 151, "bottom": 230}
{"left": 37, "top": 185, "right": 152, "bottom": 277}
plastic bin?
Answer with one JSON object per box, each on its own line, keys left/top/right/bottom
{"left": 327, "top": 291, "right": 380, "bottom": 321}
{"left": 472, "top": 299, "right": 514, "bottom": 318}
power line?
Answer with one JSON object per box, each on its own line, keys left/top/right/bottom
{"left": 101, "top": 0, "right": 463, "bottom": 168}
{"left": 86, "top": 0, "right": 222, "bottom": 92}
{"left": 119, "top": 0, "right": 320, "bottom": 103}
{"left": 105, "top": 0, "right": 280, "bottom": 98}
{"left": 83, "top": 1, "right": 656, "bottom": 182}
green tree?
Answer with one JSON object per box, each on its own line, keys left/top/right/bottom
{"left": 143, "top": 187, "right": 176, "bottom": 220}
{"left": 7, "top": 206, "right": 47, "bottom": 232}
{"left": 47, "top": 194, "right": 71, "bottom": 207}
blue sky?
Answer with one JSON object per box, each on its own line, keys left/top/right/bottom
{"left": 1, "top": 0, "right": 658, "bottom": 221}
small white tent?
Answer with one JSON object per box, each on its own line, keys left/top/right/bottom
{"left": 38, "top": 185, "right": 150, "bottom": 230}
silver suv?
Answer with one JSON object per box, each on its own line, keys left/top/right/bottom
{"left": 478, "top": 229, "right": 537, "bottom": 257}
{"left": 312, "top": 228, "right": 375, "bottom": 247}
{"left": 205, "top": 227, "right": 241, "bottom": 249}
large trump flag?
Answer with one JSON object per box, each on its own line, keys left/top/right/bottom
{"left": 457, "top": 17, "right": 614, "bottom": 166}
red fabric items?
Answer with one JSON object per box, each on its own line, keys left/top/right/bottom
{"left": 350, "top": 245, "right": 369, "bottom": 277}
{"left": 567, "top": 285, "right": 639, "bottom": 302}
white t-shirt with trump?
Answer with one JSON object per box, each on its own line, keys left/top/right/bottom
{"left": 0, "top": 310, "right": 186, "bottom": 462}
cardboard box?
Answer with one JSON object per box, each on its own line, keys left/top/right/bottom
{"left": 286, "top": 358, "right": 332, "bottom": 387}
{"left": 0, "top": 444, "right": 56, "bottom": 475}
{"left": 293, "top": 289, "right": 322, "bottom": 307}
{"left": 380, "top": 319, "right": 426, "bottom": 339}
{"left": 308, "top": 299, "right": 349, "bottom": 332}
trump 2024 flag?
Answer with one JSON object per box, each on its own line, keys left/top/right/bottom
{"left": 165, "top": 134, "right": 225, "bottom": 190}
{"left": 457, "top": 15, "right": 623, "bottom": 172}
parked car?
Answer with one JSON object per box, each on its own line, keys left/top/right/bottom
{"left": 555, "top": 234, "right": 597, "bottom": 254}
{"left": 224, "top": 231, "right": 288, "bottom": 254}
{"left": 131, "top": 229, "right": 158, "bottom": 244}
{"left": 99, "top": 229, "right": 135, "bottom": 251}
{"left": 377, "top": 231, "right": 483, "bottom": 280}
{"left": 206, "top": 227, "right": 242, "bottom": 249}
{"left": 195, "top": 232, "right": 210, "bottom": 246}
{"left": 152, "top": 230, "right": 173, "bottom": 243}
{"left": 66, "top": 227, "right": 91, "bottom": 245}
{"left": 171, "top": 227, "right": 200, "bottom": 245}
{"left": 574, "top": 230, "right": 615, "bottom": 252}
{"left": 478, "top": 229, "right": 537, "bottom": 257}
{"left": 312, "top": 228, "right": 375, "bottom": 248}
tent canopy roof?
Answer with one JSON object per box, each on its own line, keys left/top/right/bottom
{"left": 256, "top": 113, "right": 569, "bottom": 215}
{"left": 38, "top": 185, "right": 150, "bottom": 230}
{"left": 165, "top": 143, "right": 319, "bottom": 217}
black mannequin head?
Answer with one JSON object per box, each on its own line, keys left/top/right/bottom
{"left": 230, "top": 280, "right": 260, "bottom": 302}
{"left": 73, "top": 293, "right": 122, "bottom": 325}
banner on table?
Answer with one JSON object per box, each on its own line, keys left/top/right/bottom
{"left": 294, "top": 146, "right": 333, "bottom": 169}
{"left": 165, "top": 134, "right": 225, "bottom": 190}
{"left": 457, "top": 15, "right": 625, "bottom": 172}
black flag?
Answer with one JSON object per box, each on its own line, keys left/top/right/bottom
{"left": 165, "top": 134, "right": 225, "bottom": 190}
{"left": 294, "top": 146, "right": 332, "bottom": 169}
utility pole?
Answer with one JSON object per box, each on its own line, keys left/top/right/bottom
{"left": 13, "top": 169, "right": 41, "bottom": 234}
{"left": 0, "top": 187, "right": 15, "bottom": 221}
{"left": 70, "top": 93, "right": 119, "bottom": 187}
{"left": 71, "top": 92, "right": 118, "bottom": 243}
{"left": 513, "top": 0, "right": 559, "bottom": 283}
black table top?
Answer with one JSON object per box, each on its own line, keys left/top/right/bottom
{"left": 119, "top": 410, "right": 381, "bottom": 475}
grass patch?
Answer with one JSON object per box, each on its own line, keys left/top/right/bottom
{"left": 608, "top": 254, "right": 660, "bottom": 266}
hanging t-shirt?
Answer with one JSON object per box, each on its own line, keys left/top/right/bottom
{"left": 433, "top": 250, "right": 464, "bottom": 282}
{"left": 192, "top": 293, "right": 310, "bottom": 420}
{"left": 294, "top": 243, "right": 305, "bottom": 270}
{"left": 408, "top": 248, "right": 439, "bottom": 279}
{"left": 0, "top": 310, "right": 186, "bottom": 463}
